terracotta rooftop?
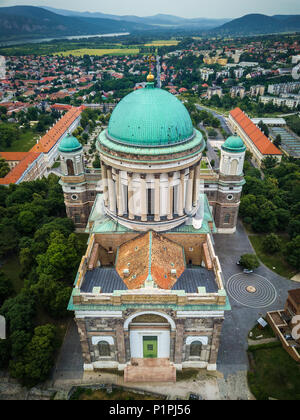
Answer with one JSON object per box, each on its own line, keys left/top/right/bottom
{"left": 0, "top": 152, "right": 41, "bottom": 185}
{"left": 0, "top": 152, "right": 29, "bottom": 161}
{"left": 30, "top": 106, "right": 83, "bottom": 154}
{"left": 230, "top": 107, "right": 282, "bottom": 156}
{"left": 116, "top": 231, "right": 185, "bottom": 290}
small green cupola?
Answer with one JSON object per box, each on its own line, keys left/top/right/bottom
{"left": 222, "top": 136, "right": 246, "bottom": 153}
{"left": 58, "top": 134, "right": 82, "bottom": 153}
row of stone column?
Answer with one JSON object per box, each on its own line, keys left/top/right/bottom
{"left": 101, "top": 162, "right": 201, "bottom": 222}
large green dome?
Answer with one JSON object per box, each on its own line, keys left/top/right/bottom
{"left": 107, "top": 83, "right": 194, "bottom": 147}
{"left": 59, "top": 134, "right": 82, "bottom": 153}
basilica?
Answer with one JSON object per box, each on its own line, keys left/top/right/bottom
{"left": 58, "top": 72, "right": 246, "bottom": 382}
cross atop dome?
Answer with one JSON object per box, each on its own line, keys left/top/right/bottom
{"left": 144, "top": 54, "right": 156, "bottom": 83}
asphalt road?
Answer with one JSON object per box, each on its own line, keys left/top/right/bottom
{"left": 196, "top": 104, "right": 232, "bottom": 135}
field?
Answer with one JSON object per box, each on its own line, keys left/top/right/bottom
{"left": 2, "top": 126, "right": 39, "bottom": 152}
{"left": 58, "top": 48, "right": 140, "bottom": 57}
{"left": 248, "top": 342, "right": 300, "bottom": 400}
{"left": 248, "top": 234, "right": 297, "bottom": 279}
{"left": 144, "top": 40, "right": 179, "bottom": 46}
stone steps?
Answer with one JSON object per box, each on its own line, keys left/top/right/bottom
{"left": 124, "top": 358, "right": 176, "bottom": 383}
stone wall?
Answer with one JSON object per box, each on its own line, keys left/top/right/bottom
{"left": 76, "top": 309, "right": 224, "bottom": 372}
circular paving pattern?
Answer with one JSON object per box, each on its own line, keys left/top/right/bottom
{"left": 226, "top": 273, "right": 277, "bottom": 309}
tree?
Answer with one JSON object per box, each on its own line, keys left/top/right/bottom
{"left": 262, "top": 234, "right": 281, "bottom": 254}
{"left": 0, "top": 272, "right": 14, "bottom": 306}
{"left": 240, "top": 254, "right": 260, "bottom": 270}
{"left": 262, "top": 157, "right": 278, "bottom": 171}
{"left": 0, "top": 158, "right": 10, "bottom": 178}
{"left": 0, "top": 291, "right": 36, "bottom": 334}
{"left": 92, "top": 154, "right": 101, "bottom": 169}
{"left": 273, "top": 135, "right": 282, "bottom": 148}
{"left": 9, "top": 324, "right": 60, "bottom": 387}
{"left": 285, "top": 235, "right": 300, "bottom": 270}
{"left": 36, "top": 231, "right": 81, "bottom": 282}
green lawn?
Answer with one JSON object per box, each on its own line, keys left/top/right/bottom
{"left": 1, "top": 255, "right": 23, "bottom": 293}
{"left": 248, "top": 234, "right": 297, "bottom": 280}
{"left": 2, "top": 127, "right": 39, "bottom": 152}
{"left": 248, "top": 323, "right": 276, "bottom": 340}
{"left": 248, "top": 343, "right": 300, "bottom": 400}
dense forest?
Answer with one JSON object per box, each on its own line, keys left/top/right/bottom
{"left": 0, "top": 176, "right": 86, "bottom": 386}
{"left": 240, "top": 155, "right": 300, "bottom": 271}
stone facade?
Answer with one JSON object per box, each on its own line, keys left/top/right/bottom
{"left": 75, "top": 310, "right": 224, "bottom": 371}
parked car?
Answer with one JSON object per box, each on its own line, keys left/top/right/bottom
{"left": 236, "top": 261, "right": 241, "bottom": 265}
{"left": 243, "top": 269, "right": 254, "bottom": 274}
{"left": 284, "top": 334, "right": 293, "bottom": 341}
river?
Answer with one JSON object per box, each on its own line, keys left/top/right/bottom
{"left": 0, "top": 32, "right": 130, "bottom": 47}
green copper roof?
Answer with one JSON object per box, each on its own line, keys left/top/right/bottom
{"left": 98, "top": 128, "right": 204, "bottom": 160}
{"left": 107, "top": 83, "right": 194, "bottom": 147}
{"left": 58, "top": 134, "right": 82, "bottom": 153}
{"left": 222, "top": 136, "right": 246, "bottom": 153}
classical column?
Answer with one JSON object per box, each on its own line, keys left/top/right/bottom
{"left": 115, "top": 320, "right": 126, "bottom": 364}
{"left": 167, "top": 172, "right": 174, "bottom": 220}
{"left": 116, "top": 170, "right": 124, "bottom": 217}
{"left": 174, "top": 320, "right": 184, "bottom": 365}
{"left": 101, "top": 163, "right": 109, "bottom": 207}
{"left": 107, "top": 167, "right": 116, "bottom": 214}
{"left": 178, "top": 170, "right": 185, "bottom": 217}
{"left": 185, "top": 167, "right": 194, "bottom": 214}
{"left": 193, "top": 163, "right": 201, "bottom": 208}
{"left": 127, "top": 172, "right": 134, "bottom": 220}
{"left": 154, "top": 174, "right": 161, "bottom": 222}
{"left": 140, "top": 174, "right": 147, "bottom": 222}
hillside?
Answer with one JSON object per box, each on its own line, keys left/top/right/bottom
{"left": 43, "top": 7, "right": 230, "bottom": 29}
{"left": 0, "top": 6, "right": 152, "bottom": 41}
{"left": 212, "top": 13, "right": 300, "bottom": 35}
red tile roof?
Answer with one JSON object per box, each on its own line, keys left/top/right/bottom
{"left": 230, "top": 107, "right": 282, "bottom": 155}
{"left": 30, "top": 106, "right": 83, "bottom": 154}
{"left": 0, "top": 152, "right": 41, "bottom": 185}
{"left": 0, "top": 152, "right": 29, "bottom": 161}
{"left": 116, "top": 232, "right": 185, "bottom": 290}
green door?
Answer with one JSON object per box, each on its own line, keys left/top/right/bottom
{"left": 143, "top": 336, "right": 158, "bottom": 358}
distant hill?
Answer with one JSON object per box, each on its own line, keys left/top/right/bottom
{"left": 0, "top": 5, "right": 153, "bottom": 41}
{"left": 211, "top": 13, "right": 300, "bottom": 35}
{"left": 43, "top": 7, "right": 230, "bottom": 29}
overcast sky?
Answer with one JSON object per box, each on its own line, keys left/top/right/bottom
{"left": 1, "top": 0, "right": 300, "bottom": 19}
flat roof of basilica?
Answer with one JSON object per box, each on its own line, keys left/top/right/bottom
{"left": 80, "top": 265, "right": 218, "bottom": 295}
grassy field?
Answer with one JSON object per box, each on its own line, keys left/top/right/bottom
{"left": 2, "top": 128, "right": 39, "bottom": 152}
{"left": 248, "top": 234, "right": 297, "bottom": 280}
{"left": 248, "top": 342, "right": 300, "bottom": 400}
{"left": 248, "top": 323, "right": 276, "bottom": 340}
{"left": 59, "top": 48, "right": 140, "bottom": 57}
{"left": 144, "top": 40, "right": 179, "bottom": 46}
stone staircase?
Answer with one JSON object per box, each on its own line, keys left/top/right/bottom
{"left": 124, "top": 358, "right": 176, "bottom": 383}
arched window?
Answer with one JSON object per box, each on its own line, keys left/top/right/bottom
{"left": 230, "top": 159, "right": 238, "bottom": 175}
{"left": 66, "top": 159, "right": 75, "bottom": 176}
{"left": 224, "top": 214, "right": 231, "bottom": 224}
{"left": 98, "top": 341, "right": 110, "bottom": 357}
{"left": 190, "top": 340, "right": 202, "bottom": 357}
